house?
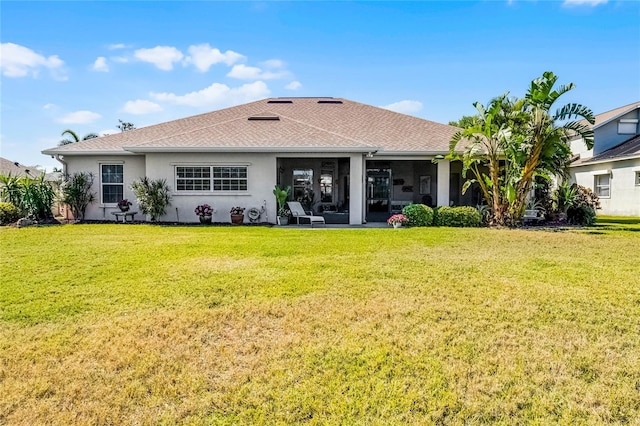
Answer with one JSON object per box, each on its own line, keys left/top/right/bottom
{"left": 0, "top": 157, "right": 51, "bottom": 179}
{"left": 570, "top": 101, "right": 640, "bottom": 216}
{"left": 42, "top": 97, "right": 481, "bottom": 224}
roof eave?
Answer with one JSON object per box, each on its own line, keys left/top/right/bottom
{"left": 123, "top": 146, "right": 380, "bottom": 154}
{"left": 571, "top": 154, "right": 640, "bottom": 167}
{"left": 593, "top": 105, "right": 640, "bottom": 130}
{"left": 41, "top": 149, "right": 134, "bottom": 156}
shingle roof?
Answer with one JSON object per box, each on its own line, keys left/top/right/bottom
{"left": 573, "top": 134, "right": 640, "bottom": 166}
{"left": 42, "top": 98, "right": 458, "bottom": 155}
{"left": 578, "top": 101, "right": 640, "bottom": 130}
{"left": 0, "top": 157, "right": 44, "bottom": 178}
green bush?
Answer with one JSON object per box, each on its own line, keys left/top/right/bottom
{"left": 131, "top": 177, "right": 172, "bottom": 222}
{"left": 402, "top": 203, "right": 433, "bottom": 226}
{"left": 567, "top": 205, "right": 596, "bottom": 226}
{"left": 434, "top": 206, "right": 481, "bottom": 227}
{"left": 0, "top": 202, "right": 22, "bottom": 225}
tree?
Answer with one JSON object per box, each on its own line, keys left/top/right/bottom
{"left": 117, "top": 119, "right": 136, "bottom": 132}
{"left": 448, "top": 115, "right": 480, "bottom": 129}
{"left": 449, "top": 71, "right": 594, "bottom": 226}
{"left": 58, "top": 129, "right": 99, "bottom": 146}
{"left": 447, "top": 94, "right": 526, "bottom": 226}
{"left": 131, "top": 177, "right": 171, "bottom": 221}
{"left": 510, "top": 71, "right": 594, "bottom": 219}
{"left": 59, "top": 172, "right": 96, "bottom": 221}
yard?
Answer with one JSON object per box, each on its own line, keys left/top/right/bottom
{"left": 1, "top": 221, "right": 639, "bottom": 424}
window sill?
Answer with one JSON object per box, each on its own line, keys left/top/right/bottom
{"left": 174, "top": 192, "right": 250, "bottom": 196}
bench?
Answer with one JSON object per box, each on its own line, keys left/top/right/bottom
{"left": 523, "top": 209, "right": 544, "bottom": 224}
{"left": 111, "top": 211, "right": 138, "bottom": 223}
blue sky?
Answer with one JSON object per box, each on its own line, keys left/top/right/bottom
{"left": 2, "top": 0, "right": 639, "bottom": 171}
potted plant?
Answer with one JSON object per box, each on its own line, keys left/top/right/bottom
{"left": 229, "top": 206, "right": 245, "bottom": 225}
{"left": 117, "top": 198, "right": 132, "bottom": 212}
{"left": 387, "top": 213, "right": 408, "bottom": 229}
{"left": 194, "top": 203, "right": 214, "bottom": 224}
{"left": 273, "top": 185, "right": 291, "bottom": 225}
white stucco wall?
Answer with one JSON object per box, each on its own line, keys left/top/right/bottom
{"left": 144, "top": 152, "right": 277, "bottom": 223}
{"left": 63, "top": 154, "right": 146, "bottom": 221}
{"left": 571, "top": 158, "right": 640, "bottom": 216}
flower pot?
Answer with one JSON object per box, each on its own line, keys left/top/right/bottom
{"left": 199, "top": 215, "right": 212, "bottom": 224}
{"left": 277, "top": 216, "right": 289, "bottom": 226}
{"left": 392, "top": 222, "right": 402, "bottom": 228}
{"left": 119, "top": 206, "right": 130, "bottom": 212}
{"left": 230, "top": 214, "right": 244, "bottom": 225}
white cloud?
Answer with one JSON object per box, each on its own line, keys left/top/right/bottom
{"left": 134, "top": 46, "right": 184, "bottom": 70}
{"left": 92, "top": 56, "right": 109, "bottom": 72}
{"left": 285, "top": 81, "right": 302, "bottom": 90}
{"left": 262, "top": 59, "right": 284, "bottom": 69}
{"left": 111, "top": 56, "right": 129, "bottom": 63}
{"left": 58, "top": 110, "right": 102, "bottom": 124}
{"left": 381, "top": 100, "right": 423, "bottom": 115}
{"left": 121, "top": 99, "right": 163, "bottom": 115}
{"left": 0, "top": 42, "right": 64, "bottom": 78}
{"left": 151, "top": 81, "right": 270, "bottom": 108}
{"left": 227, "top": 64, "right": 289, "bottom": 80}
{"left": 184, "top": 43, "right": 245, "bottom": 72}
{"left": 562, "top": 0, "right": 607, "bottom": 5}
{"left": 107, "top": 43, "right": 128, "bottom": 50}
{"left": 43, "top": 103, "right": 57, "bottom": 110}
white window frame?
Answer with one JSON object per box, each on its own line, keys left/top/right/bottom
{"left": 100, "top": 163, "right": 124, "bottom": 205}
{"left": 174, "top": 165, "right": 248, "bottom": 193}
{"left": 594, "top": 173, "right": 611, "bottom": 198}
{"left": 636, "top": 171, "right": 640, "bottom": 187}
{"left": 618, "top": 119, "right": 638, "bottom": 135}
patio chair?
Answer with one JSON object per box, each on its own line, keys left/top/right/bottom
{"left": 287, "top": 201, "right": 326, "bottom": 227}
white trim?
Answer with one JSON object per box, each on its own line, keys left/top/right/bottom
{"left": 174, "top": 164, "right": 249, "bottom": 193}
{"left": 619, "top": 119, "right": 639, "bottom": 123}
{"left": 99, "top": 162, "right": 125, "bottom": 206}
{"left": 590, "top": 169, "right": 612, "bottom": 176}
{"left": 125, "top": 146, "right": 377, "bottom": 154}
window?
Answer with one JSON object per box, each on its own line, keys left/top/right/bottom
{"left": 618, "top": 119, "right": 638, "bottom": 135}
{"left": 320, "top": 171, "right": 333, "bottom": 202}
{"left": 176, "top": 166, "right": 211, "bottom": 191}
{"left": 293, "top": 169, "right": 313, "bottom": 201}
{"left": 213, "top": 166, "right": 247, "bottom": 191}
{"left": 594, "top": 174, "right": 611, "bottom": 198}
{"left": 636, "top": 172, "right": 640, "bottom": 186}
{"left": 175, "top": 166, "right": 247, "bottom": 192}
{"left": 101, "top": 164, "right": 123, "bottom": 204}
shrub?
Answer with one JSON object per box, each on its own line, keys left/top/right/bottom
{"left": 60, "top": 172, "right": 96, "bottom": 221}
{"left": 0, "top": 202, "right": 21, "bottom": 225}
{"left": 1, "top": 174, "right": 54, "bottom": 220}
{"left": 567, "top": 184, "right": 599, "bottom": 226}
{"left": 131, "top": 177, "right": 171, "bottom": 221}
{"left": 401, "top": 203, "right": 433, "bottom": 226}
{"left": 434, "top": 206, "right": 481, "bottom": 227}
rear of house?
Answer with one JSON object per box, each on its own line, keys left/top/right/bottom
{"left": 42, "top": 97, "right": 481, "bottom": 224}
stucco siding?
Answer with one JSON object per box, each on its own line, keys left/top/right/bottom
{"left": 594, "top": 109, "right": 640, "bottom": 155}
{"left": 144, "top": 152, "right": 277, "bottom": 223}
{"left": 571, "top": 158, "right": 640, "bottom": 216}
{"left": 63, "top": 155, "right": 146, "bottom": 221}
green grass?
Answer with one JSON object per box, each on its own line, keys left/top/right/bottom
{"left": 1, "top": 223, "right": 639, "bottom": 424}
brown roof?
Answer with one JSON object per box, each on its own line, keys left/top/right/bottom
{"left": 573, "top": 134, "right": 640, "bottom": 165}
{"left": 0, "top": 157, "right": 43, "bottom": 178}
{"left": 578, "top": 101, "right": 640, "bottom": 130}
{"left": 42, "top": 98, "right": 458, "bottom": 155}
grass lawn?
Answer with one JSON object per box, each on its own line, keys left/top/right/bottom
{"left": 1, "top": 223, "right": 639, "bottom": 424}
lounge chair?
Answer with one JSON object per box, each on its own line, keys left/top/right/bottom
{"left": 287, "top": 201, "right": 326, "bottom": 227}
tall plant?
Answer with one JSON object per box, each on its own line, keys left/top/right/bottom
{"left": 273, "top": 185, "right": 291, "bottom": 216}
{"left": 0, "top": 174, "right": 55, "bottom": 220}
{"left": 60, "top": 172, "right": 96, "bottom": 221}
{"left": 131, "top": 177, "right": 171, "bottom": 222}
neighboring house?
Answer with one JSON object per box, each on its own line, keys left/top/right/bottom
{"left": 42, "top": 97, "right": 480, "bottom": 224}
{"left": 570, "top": 102, "right": 640, "bottom": 216}
{"left": 0, "top": 157, "right": 63, "bottom": 216}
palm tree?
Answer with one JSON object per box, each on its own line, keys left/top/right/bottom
{"left": 510, "top": 72, "right": 595, "bottom": 219}
{"left": 58, "top": 129, "right": 99, "bottom": 146}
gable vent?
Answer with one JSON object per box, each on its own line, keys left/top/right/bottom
{"left": 267, "top": 100, "right": 293, "bottom": 104}
{"left": 317, "top": 100, "right": 343, "bottom": 104}
{"left": 248, "top": 114, "right": 280, "bottom": 121}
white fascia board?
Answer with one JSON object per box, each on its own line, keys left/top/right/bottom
{"left": 123, "top": 146, "right": 380, "bottom": 154}
{"left": 570, "top": 154, "right": 640, "bottom": 167}
{"left": 41, "top": 149, "right": 133, "bottom": 156}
